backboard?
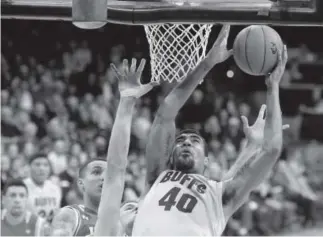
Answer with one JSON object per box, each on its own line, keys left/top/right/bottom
{"left": 2, "top": 0, "right": 323, "bottom": 26}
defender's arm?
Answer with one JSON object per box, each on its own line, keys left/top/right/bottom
{"left": 50, "top": 207, "right": 77, "bottom": 236}
{"left": 94, "top": 58, "right": 154, "bottom": 236}
{"left": 94, "top": 97, "right": 136, "bottom": 236}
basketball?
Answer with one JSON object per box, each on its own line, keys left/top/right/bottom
{"left": 233, "top": 25, "right": 283, "bottom": 76}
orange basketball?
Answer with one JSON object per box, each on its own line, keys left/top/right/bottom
{"left": 233, "top": 25, "right": 283, "bottom": 76}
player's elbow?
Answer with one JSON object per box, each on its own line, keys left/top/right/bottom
{"left": 157, "top": 95, "right": 180, "bottom": 119}
{"left": 263, "top": 136, "right": 283, "bottom": 157}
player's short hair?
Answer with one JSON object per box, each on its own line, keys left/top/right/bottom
{"left": 78, "top": 158, "right": 107, "bottom": 178}
{"left": 167, "top": 129, "right": 209, "bottom": 169}
{"left": 28, "top": 153, "right": 49, "bottom": 164}
{"left": 3, "top": 179, "right": 28, "bottom": 195}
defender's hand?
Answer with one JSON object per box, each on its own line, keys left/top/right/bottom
{"left": 206, "top": 25, "right": 233, "bottom": 66}
{"left": 266, "top": 45, "right": 288, "bottom": 86}
{"left": 241, "top": 104, "right": 289, "bottom": 145}
{"left": 111, "top": 58, "right": 157, "bottom": 98}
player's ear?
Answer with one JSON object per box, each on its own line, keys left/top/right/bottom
{"left": 204, "top": 157, "right": 209, "bottom": 167}
{"left": 77, "top": 179, "right": 85, "bottom": 192}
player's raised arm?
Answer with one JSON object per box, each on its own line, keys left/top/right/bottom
{"left": 222, "top": 105, "right": 289, "bottom": 182}
{"left": 223, "top": 46, "right": 288, "bottom": 221}
{"left": 50, "top": 207, "right": 78, "bottom": 236}
{"left": 145, "top": 25, "right": 233, "bottom": 188}
{"left": 94, "top": 58, "right": 156, "bottom": 236}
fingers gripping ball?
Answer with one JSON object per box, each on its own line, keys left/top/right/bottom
{"left": 233, "top": 25, "right": 283, "bottom": 76}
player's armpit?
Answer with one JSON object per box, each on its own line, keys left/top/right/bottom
{"left": 145, "top": 114, "right": 176, "bottom": 189}
{"left": 50, "top": 207, "right": 77, "bottom": 236}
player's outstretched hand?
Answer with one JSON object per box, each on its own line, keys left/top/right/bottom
{"left": 206, "top": 24, "right": 233, "bottom": 66}
{"left": 111, "top": 58, "right": 158, "bottom": 98}
{"left": 241, "top": 104, "right": 289, "bottom": 145}
{"left": 266, "top": 45, "right": 288, "bottom": 86}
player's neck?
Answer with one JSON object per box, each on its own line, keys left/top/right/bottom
{"left": 5, "top": 212, "right": 26, "bottom": 225}
{"left": 31, "top": 177, "right": 46, "bottom": 187}
{"left": 83, "top": 195, "right": 99, "bottom": 213}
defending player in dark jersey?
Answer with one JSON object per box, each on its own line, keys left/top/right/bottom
{"left": 93, "top": 58, "right": 156, "bottom": 236}
{"left": 50, "top": 158, "right": 105, "bottom": 236}
{"left": 50, "top": 58, "right": 155, "bottom": 237}
{"left": 1, "top": 179, "right": 48, "bottom": 236}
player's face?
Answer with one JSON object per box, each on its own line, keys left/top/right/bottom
{"left": 171, "top": 133, "right": 206, "bottom": 173}
{"left": 4, "top": 186, "right": 28, "bottom": 216}
{"left": 82, "top": 160, "right": 107, "bottom": 199}
{"left": 30, "top": 158, "right": 51, "bottom": 184}
{"left": 120, "top": 202, "right": 138, "bottom": 236}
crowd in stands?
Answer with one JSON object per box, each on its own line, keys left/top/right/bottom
{"left": 1, "top": 20, "right": 323, "bottom": 235}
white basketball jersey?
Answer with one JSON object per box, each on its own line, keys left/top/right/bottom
{"left": 24, "top": 178, "right": 62, "bottom": 221}
{"left": 132, "top": 170, "right": 226, "bottom": 236}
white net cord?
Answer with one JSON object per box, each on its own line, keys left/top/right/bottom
{"left": 144, "top": 24, "right": 213, "bottom": 83}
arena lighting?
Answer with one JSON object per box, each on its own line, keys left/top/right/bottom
{"left": 227, "top": 70, "right": 235, "bottom": 78}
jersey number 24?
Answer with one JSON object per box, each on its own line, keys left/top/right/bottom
{"left": 159, "top": 187, "right": 197, "bottom": 213}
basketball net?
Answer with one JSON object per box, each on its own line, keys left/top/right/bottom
{"left": 144, "top": 24, "right": 213, "bottom": 83}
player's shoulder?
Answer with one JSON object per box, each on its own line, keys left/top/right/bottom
{"left": 63, "top": 204, "right": 80, "bottom": 212}
{"left": 44, "top": 179, "right": 61, "bottom": 191}
{"left": 23, "top": 177, "right": 33, "bottom": 186}
{"left": 66, "top": 204, "right": 88, "bottom": 216}
{"left": 54, "top": 206, "right": 79, "bottom": 221}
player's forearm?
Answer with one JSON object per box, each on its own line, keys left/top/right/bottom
{"left": 222, "top": 142, "right": 260, "bottom": 181}
{"left": 158, "top": 59, "right": 213, "bottom": 119}
{"left": 106, "top": 96, "right": 136, "bottom": 171}
{"left": 264, "top": 82, "right": 283, "bottom": 152}
{"left": 95, "top": 97, "right": 136, "bottom": 236}
{"left": 241, "top": 82, "right": 283, "bottom": 190}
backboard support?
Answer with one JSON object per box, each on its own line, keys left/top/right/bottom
{"left": 1, "top": 0, "right": 323, "bottom": 26}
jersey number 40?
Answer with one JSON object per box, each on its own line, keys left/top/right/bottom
{"left": 159, "top": 187, "right": 197, "bottom": 213}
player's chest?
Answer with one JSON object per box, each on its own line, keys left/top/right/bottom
{"left": 151, "top": 173, "right": 212, "bottom": 214}
{"left": 76, "top": 214, "right": 97, "bottom": 236}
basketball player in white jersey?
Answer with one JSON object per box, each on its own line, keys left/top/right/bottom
{"left": 2, "top": 179, "right": 49, "bottom": 236}
{"left": 93, "top": 58, "right": 156, "bottom": 236}
{"left": 89, "top": 24, "right": 272, "bottom": 236}
{"left": 91, "top": 25, "right": 236, "bottom": 237}
{"left": 131, "top": 29, "right": 289, "bottom": 235}
{"left": 24, "top": 154, "right": 62, "bottom": 223}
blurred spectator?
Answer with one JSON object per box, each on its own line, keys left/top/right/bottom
{"left": 48, "top": 140, "right": 68, "bottom": 175}
{"left": 1, "top": 155, "right": 11, "bottom": 190}
{"left": 1, "top": 180, "right": 48, "bottom": 236}
{"left": 1, "top": 106, "right": 21, "bottom": 139}
{"left": 24, "top": 154, "right": 62, "bottom": 222}
{"left": 94, "top": 135, "right": 108, "bottom": 159}
{"left": 59, "top": 155, "right": 81, "bottom": 207}
{"left": 31, "top": 102, "right": 48, "bottom": 139}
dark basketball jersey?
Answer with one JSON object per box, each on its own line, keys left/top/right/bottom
{"left": 66, "top": 204, "right": 97, "bottom": 236}
{"left": 1, "top": 211, "right": 44, "bottom": 236}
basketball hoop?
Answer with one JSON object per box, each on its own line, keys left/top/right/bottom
{"left": 2, "top": 0, "right": 323, "bottom": 82}
{"left": 145, "top": 24, "right": 213, "bottom": 83}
